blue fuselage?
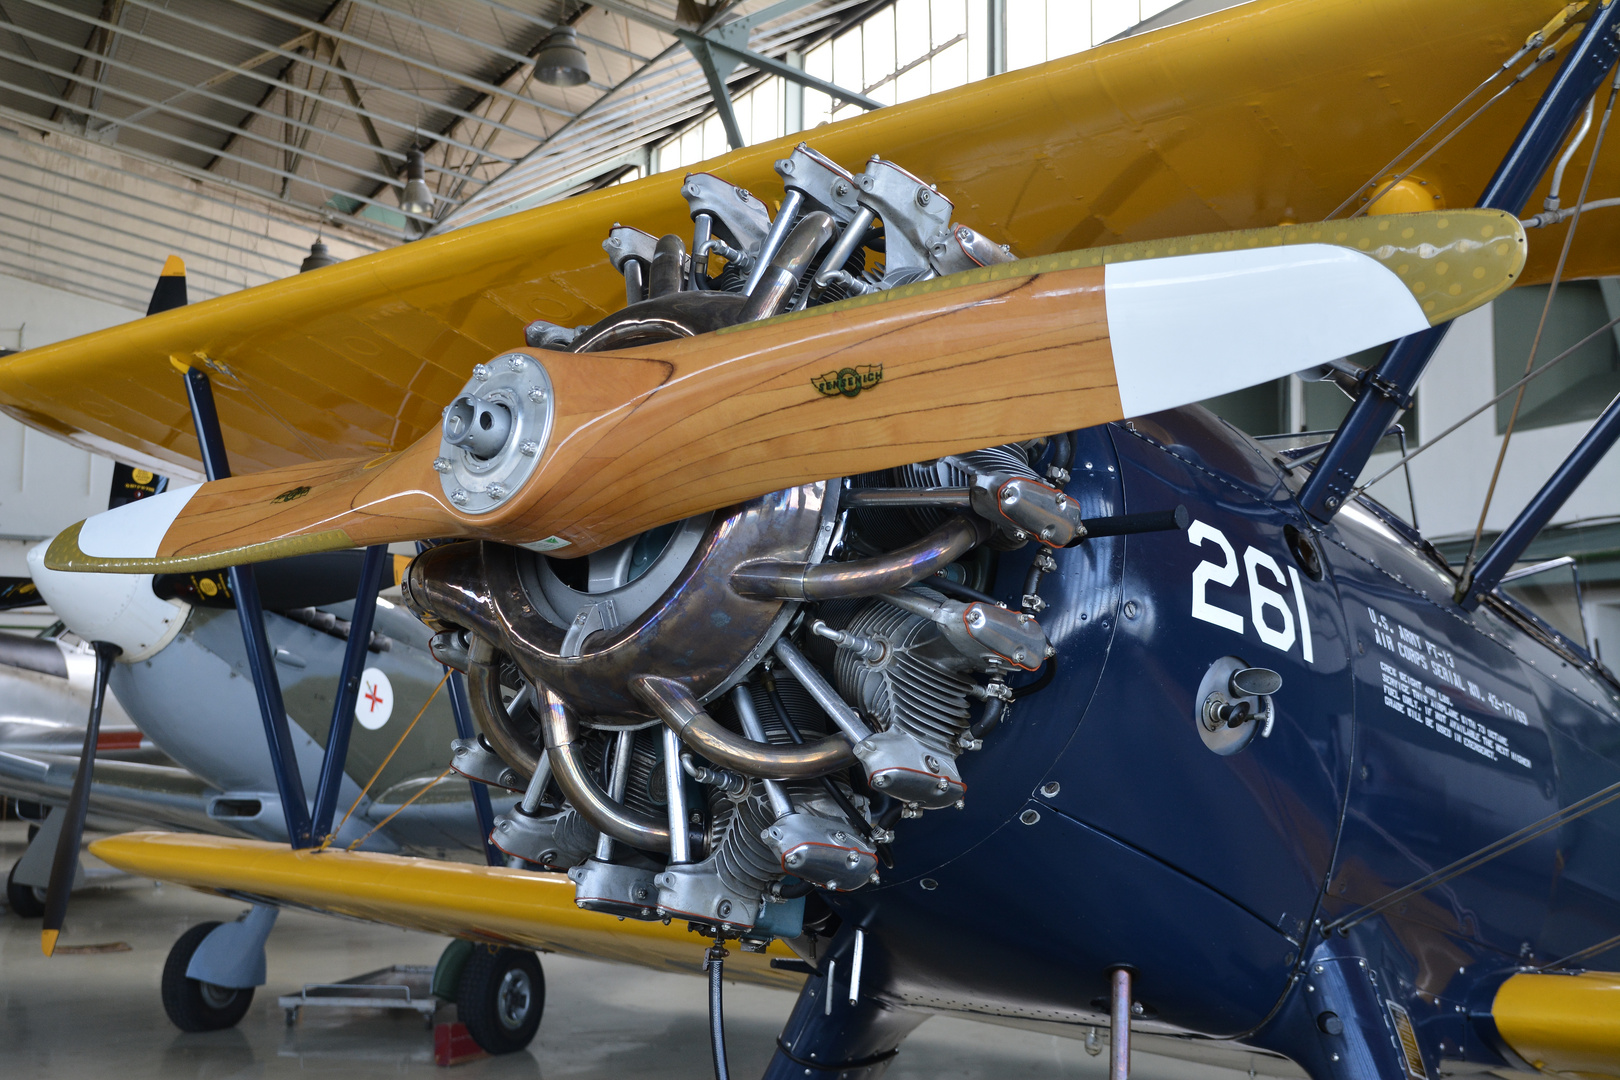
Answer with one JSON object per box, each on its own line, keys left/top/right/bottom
{"left": 828, "top": 407, "right": 1620, "bottom": 1072}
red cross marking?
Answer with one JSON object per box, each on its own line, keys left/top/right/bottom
{"left": 363, "top": 682, "right": 383, "bottom": 711}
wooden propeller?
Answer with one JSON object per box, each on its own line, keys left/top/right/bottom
{"left": 46, "top": 211, "right": 1524, "bottom": 574}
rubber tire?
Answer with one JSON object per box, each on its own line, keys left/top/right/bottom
{"left": 458, "top": 946, "right": 544, "bottom": 1055}
{"left": 6, "top": 860, "right": 44, "bottom": 918}
{"left": 161, "top": 921, "right": 255, "bottom": 1032}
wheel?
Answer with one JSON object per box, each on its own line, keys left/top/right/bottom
{"left": 161, "top": 921, "right": 254, "bottom": 1032}
{"left": 457, "top": 946, "right": 543, "bottom": 1055}
{"left": 6, "top": 860, "right": 44, "bottom": 918}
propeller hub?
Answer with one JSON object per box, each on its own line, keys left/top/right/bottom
{"left": 437, "top": 353, "right": 554, "bottom": 515}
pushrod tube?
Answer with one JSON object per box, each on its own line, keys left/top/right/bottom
{"left": 182, "top": 367, "right": 312, "bottom": 849}
{"left": 744, "top": 189, "right": 806, "bottom": 294}
{"left": 594, "top": 730, "right": 636, "bottom": 861}
{"left": 1300, "top": 1, "right": 1620, "bottom": 520}
{"left": 730, "top": 686, "right": 794, "bottom": 818}
{"left": 663, "top": 727, "right": 692, "bottom": 863}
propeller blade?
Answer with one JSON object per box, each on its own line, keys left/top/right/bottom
{"left": 40, "top": 639, "right": 119, "bottom": 957}
{"left": 0, "top": 577, "right": 42, "bottom": 610}
{"left": 108, "top": 462, "right": 166, "bottom": 510}
{"left": 146, "top": 255, "right": 187, "bottom": 316}
{"left": 44, "top": 210, "right": 1524, "bottom": 573}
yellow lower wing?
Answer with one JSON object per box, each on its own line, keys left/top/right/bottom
{"left": 89, "top": 832, "right": 803, "bottom": 989}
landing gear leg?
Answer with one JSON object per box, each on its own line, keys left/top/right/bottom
{"left": 763, "top": 942, "right": 923, "bottom": 1080}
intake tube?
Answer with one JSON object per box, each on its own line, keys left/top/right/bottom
{"left": 648, "top": 233, "right": 687, "bottom": 298}
{"left": 538, "top": 682, "right": 683, "bottom": 851}
{"left": 731, "top": 514, "right": 993, "bottom": 601}
{"left": 737, "top": 211, "right": 835, "bottom": 322}
{"left": 631, "top": 674, "right": 857, "bottom": 779}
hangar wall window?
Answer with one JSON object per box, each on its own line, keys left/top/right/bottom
{"left": 657, "top": 0, "right": 1186, "bottom": 171}
{"left": 1492, "top": 281, "right": 1620, "bottom": 433}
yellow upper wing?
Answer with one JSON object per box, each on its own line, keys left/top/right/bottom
{"left": 89, "top": 832, "right": 804, "bottom": 989}
{"left": 0, "top": 0, "right": 1597, "bottom": 477}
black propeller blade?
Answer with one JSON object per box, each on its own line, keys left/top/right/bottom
{"left": 41, "top": 639, "right": 119, "bottom": 956}
{"left": 146, "top": 254, "right": 187, "bottom": 315}
{"left": 2, "top": 263, "right": 179, "bottom": 615}
{"left": 0, "top": 577, "right": 42, "bottom": 610}
{"left": 36, "top": 253, "right": 187, "bottom": 954}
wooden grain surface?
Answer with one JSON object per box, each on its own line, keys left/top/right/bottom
{"left": 136, "top": 262, "right": 1117, "bottom": 566}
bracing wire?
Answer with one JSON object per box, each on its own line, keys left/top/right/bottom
{"left": 1329, "top": 6, "right": 1582, "bottom": 222}
{"left": 1349, "top": 46, "right": 1563, "bottom": 220}
{"left": 346, "top": 765, "right": 454, "bottom": 850}
{"left": 1348, "top": 312, "right": 1620, "bottom": 498}
{"left": 1326, "top": 771, "right": 1620, "bottom": 935}
{"left": 1461, "top": 71, "right": 1620, "bottom": 588}
{"left": 317, "top": 668, "right": 450, "bottom": 849}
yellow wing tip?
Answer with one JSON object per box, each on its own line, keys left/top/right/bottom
{"left": 160, "top": 255, "right": 186, "bottom": 277}
{"left": 41, "top": 928, "right": 58, "bottom": 957}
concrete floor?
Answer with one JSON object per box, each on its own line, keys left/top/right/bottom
{"left": 0, "top": 822, "right": 1300, "bottom": 1078}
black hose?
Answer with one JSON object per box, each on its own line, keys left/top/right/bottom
{"left": 707, "top": 944, "right": 731, "bottom": 1080}
{"left": 1010, "top": 659, "right": 1057, "bottom": 700}
{"left": 1050, "top": 431, "right": 1075, "bottom": 475}
{"left": 969, "top": 696, "right": 1007, "bottom": 740}
{"left": 776, "top": 876, "right": 815, "bottom": 899}
{"left": 926, "top": 574, "right": 999, "bottom": 605}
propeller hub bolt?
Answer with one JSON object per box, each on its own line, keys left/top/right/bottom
{"left": 432, "top": 457, "right": 452, "bottom": 472}
{"left": 508, "top": 356, "right": 527, "bottom": 371}
{"left": 450, "top": 489, "right": 468, "bottom": 505}
{"left": 488, "top": 483, "right": 508, "bottom": 499}
{"left": 528, "top": 388, "right": 548, "bottom": 403}
{"left": 519, "top": 440, "right": 540, "bottom": 457}
{"left": 473, "top": 364, "right": 491, "bottom": 381}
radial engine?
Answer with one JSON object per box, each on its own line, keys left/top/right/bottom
{"left": 402, "top": 144, "right": 1087, "bottom": 949}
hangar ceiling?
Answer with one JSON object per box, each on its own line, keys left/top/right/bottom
{"left": 0, "top": 0, "right": 884, "bottom": 307}
{"left": 0, "top": 0, "right": 1219, "bottom": 309}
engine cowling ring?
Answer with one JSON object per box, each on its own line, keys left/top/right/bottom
{"left": 485, "top": 478, "right": 836, "bottom": 718}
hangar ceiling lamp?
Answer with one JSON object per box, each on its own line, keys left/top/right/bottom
{"left": 534, "top": 26, "right": 591, "bottom": 87}
{"left": 300, "top": 241, "right": 341, "bottom": 273}
{"left": 400, "top": 150, "right": 436, "bottom": 218}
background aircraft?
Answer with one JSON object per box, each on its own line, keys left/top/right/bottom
{"left": 7, "top": 1, "right": 1620, "bottom": 1079}
{"left": 0, "top": 266, "right": 507, "bottom": 936}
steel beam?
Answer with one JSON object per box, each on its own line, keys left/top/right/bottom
{"left": 0, "top": 73, "right": 443, "bottom": 221}
{"left": 0, "top": 123, "right": 386, "bottom": 253}
{"left": 21, "top": 0, "right": 547, "bottom": 147}
{"left": 216, "top": 0, "right": 575, "bottom": 119}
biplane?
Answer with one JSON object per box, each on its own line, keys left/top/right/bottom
{"left": 6, "top": 0, "right": 1620, "bottom": 1076}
